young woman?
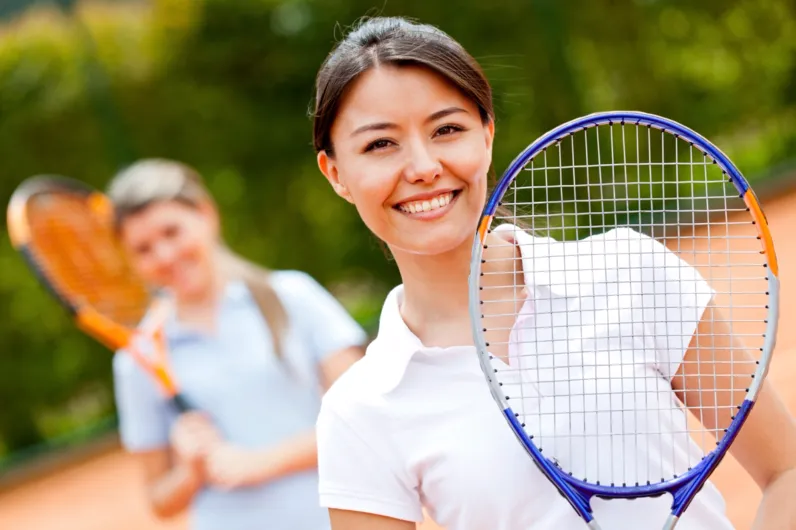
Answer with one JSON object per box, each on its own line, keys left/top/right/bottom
{"left": 107, "top": 158, "right": 367, "bottom": 530}
{"left": 312, "top": 17, "right": 796, "bottom": 530}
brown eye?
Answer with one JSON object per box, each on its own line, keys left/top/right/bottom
{"left": 134, "top": 243, "right": 151, "bottom": 256}
{"left": 364, "top": 139, "right": 394, "bottom": 152}
{"left": 435, "top": 124, "right": 464, "bottom": 137}
{"left": 163, "top": 224, "right": 180, "bottom": 239}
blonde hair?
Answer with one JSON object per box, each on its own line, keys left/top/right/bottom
{"left": 107, "top": 158, "right": 288, "bottom": 359}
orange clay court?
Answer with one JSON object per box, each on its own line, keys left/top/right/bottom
{"left": 0, "top": 186, "right": 795, "bottom": 530}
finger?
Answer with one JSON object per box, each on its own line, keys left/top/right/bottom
{"left": 195, "top": 432, "right": 224, "bottom": 448}
{"left": 206, "top": 462, "right": 232, "bottom": 488}
{"left": 195, "top": 438, "right": 221, "bottom": 456}
{"left": 176, "top": 438, "right": 207, "bottom": 461}
{"left": 178, "top": 413, "right": 214, "bottom": 435}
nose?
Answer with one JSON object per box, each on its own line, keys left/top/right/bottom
{"left": 151, "top": 240, "right": 177, "bottom": 271}
{"left": 403, "top": 138, "right": 442, "bottom": 184}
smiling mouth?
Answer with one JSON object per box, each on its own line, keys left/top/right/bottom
{"left": 395, "top": 190, "right": 461, "bottom": 214}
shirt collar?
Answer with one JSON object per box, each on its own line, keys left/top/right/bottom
{"left": 366, "top": 224, "right": 538, "bottom": 394}
{"left": 223, "top": 279, "right": 251, "bottom": 304}
{"left": 364, "top": 285, "right": 420, "bottom": 392}
{"left": 164, "top": 279, "right": 252, "bottom": 340}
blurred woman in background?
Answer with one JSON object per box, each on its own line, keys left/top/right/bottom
{"left": 107, "top": 158, "right": 367, "bottom": 530}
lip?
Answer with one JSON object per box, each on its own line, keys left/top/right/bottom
{"left": 393, "top": 188, "right": 460, "bottom": 206}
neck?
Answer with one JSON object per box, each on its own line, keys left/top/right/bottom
{"left": 389, "top": 236, "right": 475, "bottom": 346}
{"left": 389, "top": 230, "right": 520, "bottom": 349}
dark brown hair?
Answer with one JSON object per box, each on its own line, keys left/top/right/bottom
{"left": 312, "top": 17, "right": 494, "bottom": 156}
{"left": 107, "top": 159, "right": 289, "bottom": 360}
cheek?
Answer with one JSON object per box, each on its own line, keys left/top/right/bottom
{"left": 446, "top": 139, "right": 491, "bottom": 188}
{"left": 341, "top": 160, "right": 399, "bottom": 216}
{"left": 128, "top": 254, "right": 163, "bottom": 286}
{"left": 177, "top": 224, "right": 214, "bottom": 258}
{"left": 132, "top": 256, "right": 155, "bottom": 276}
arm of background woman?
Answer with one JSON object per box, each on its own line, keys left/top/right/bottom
{"left": 673, "top": 303, "right": 796, "bottom": 530}
{"left": 134, "top": 411, "right": 222, "bottom": 518}
{"left": 136, "top": 448, "right": 203, "bottom": 518}
{"left": 113, "top": 351, "right": 222, "bottom": 518}
{"left": 206, "top": 345, "right": 364, "bottom": 489}
{"left": 319, "top": 344, "right": 366, "bottom": 390}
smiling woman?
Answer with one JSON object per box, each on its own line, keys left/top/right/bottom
{"left": 316, "top": 64, "right": 494, "bottom": 259}
{"left": 105, "top": 159, "right": 368, "bottom": 530}
{"left": 310, "top": 16, "right": 796, "bottom": 530}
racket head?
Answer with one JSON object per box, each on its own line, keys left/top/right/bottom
{"left": 7, "top": 175, "right": 152, "bottom": 349}
{"left": 8, "top": 176, "right": 190, "bottom": 410}
{"left": 469, "top": 111, "right": 778, "bottom": 522}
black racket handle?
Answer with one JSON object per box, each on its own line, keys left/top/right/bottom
{"left": 169, "top": 393, "right": 194, "bottom": 414}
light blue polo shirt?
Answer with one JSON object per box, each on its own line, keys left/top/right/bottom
{"left": 112, "top": 270, "right": 368, "bottom": 530}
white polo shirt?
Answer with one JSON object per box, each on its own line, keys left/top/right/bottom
{"left": 317, "top": 225, "right": 735, "bottom": 530}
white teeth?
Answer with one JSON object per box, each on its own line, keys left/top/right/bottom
{"left": 398, "top": 191, "right": 455, "bottom": 214}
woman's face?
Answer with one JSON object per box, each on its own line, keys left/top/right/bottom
{"left": 318, "top": 64, "right": 494, "bottom": 257}
{"left": 119, "top": 200, "right": 219, "bottom": 301}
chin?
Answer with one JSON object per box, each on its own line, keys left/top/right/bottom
{"left": 390, "top": 222, "right": 474, "bottom": 257}
{"left": 172, "top": 277, "right": 208, "bottom": 301}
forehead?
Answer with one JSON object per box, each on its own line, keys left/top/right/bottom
{"left": 333, "top": 65, "right": 478, "bottom": 131}
{"left": 119, "top": 201, "right": 196, "bottom": 237}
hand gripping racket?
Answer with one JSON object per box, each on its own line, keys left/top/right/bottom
{"left": 7, "top": 175, "right": 193, "bottom": 413}
{"left": 470, "top": 111, "right": 778, "bottom": 529}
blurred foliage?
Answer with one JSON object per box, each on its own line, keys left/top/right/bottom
{"left": 0, "top": 0, "right": 795, "bottom": 459}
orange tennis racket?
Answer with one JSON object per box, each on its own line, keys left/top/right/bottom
{"left": 7, "top": 175, "right": 192, "bottom": 412}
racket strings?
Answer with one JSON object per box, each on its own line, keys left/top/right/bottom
{"left": 26, "top": 193, "right": 151, "bottom": 328}
{"left": 481, "top": 122, "right": 768, "bottom": 488}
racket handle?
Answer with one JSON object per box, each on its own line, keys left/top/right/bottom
{"left": 169, "top": 393, "right": 194, "bottom": 413}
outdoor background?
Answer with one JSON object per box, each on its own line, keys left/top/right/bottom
{"left": 0, "top": 0, "right": 794, "bottom": 529}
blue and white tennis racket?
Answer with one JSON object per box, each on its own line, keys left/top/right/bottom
{"left": 470, "top": 111, "right": 778, "bottom": 529}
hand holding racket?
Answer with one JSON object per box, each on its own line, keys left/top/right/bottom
{"left": 7, "top": 175, "right": 193, "bottom": 413}
{"left": 470, "top": 111, "right": 779, "bottom": 529}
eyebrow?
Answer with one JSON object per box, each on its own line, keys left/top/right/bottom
{"left": 350, "top": 106, "right": 469, "bottom": 137}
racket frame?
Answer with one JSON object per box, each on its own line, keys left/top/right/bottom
{"left": 8, "top": 175, "right": 192, "bottom": 413}
{"left": 469, "top": 111, "right": 779, "bottom": 528}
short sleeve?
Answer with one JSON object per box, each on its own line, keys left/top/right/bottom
{"left": 278, "top": 271, "right": 368, "bottom": 362}
{"left": 112, "top": 351, "right": 172, "bottom": 452}
{"left": 630, "top": 230, "right": 716, "bottom": 378}
{"left": 316, "top": 404, "right": 424, "bottom": 522}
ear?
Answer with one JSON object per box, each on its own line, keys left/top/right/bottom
{"left": 196, "top": 200, "right": 221, "bottom": 235}
{"left": 484, "top": 118, "right": 496, "bottom": 157}
{"left": 317, "top": 151, "right": 354, "bottom": 204}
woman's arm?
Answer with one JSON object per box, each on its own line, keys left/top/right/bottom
{"left": 206, "top": 430, "right": 319, "bottom": 489}
{"left": 206, "top": 346, "right": 364, "bottom": 489}
{"left": 673, "top": 303, "right": 796, "bottom": 529}
{"left": 136, "top": 448, "right": 203, "bottom": 519}
{"left": 319, "top": 345, "right": 366, "bottom": 390}
{"left": 134, "top": 411, "right": 222, "bottom": 518}
{"left": 329, "top": 509, "right": 416, "bottom": 530}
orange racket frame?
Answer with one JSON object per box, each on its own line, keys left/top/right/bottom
{"left": 7, "top": 175, "right": 191, "bottom": 412}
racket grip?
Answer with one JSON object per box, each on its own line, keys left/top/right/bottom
{"left": 170, "top": 393, "right": 194, "bottom": 413}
